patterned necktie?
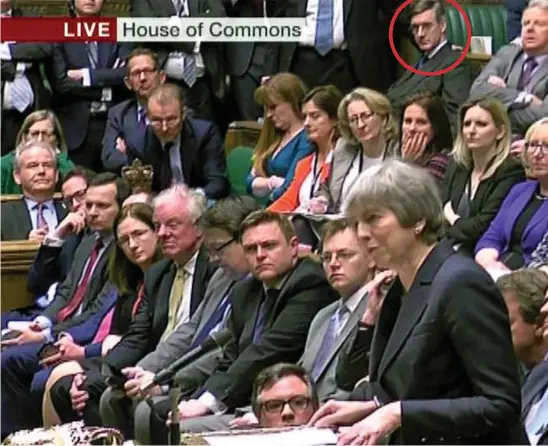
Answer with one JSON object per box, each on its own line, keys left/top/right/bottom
{"left": 138, "top": 108, "right": 147, "bottom": 127}
{"left": 86, "top": 41, "right": 99, "bottom": 69}
{"left": 57, "top": 239, "right": 104, "bottom": 322}
{"left": 35, "top": 203, "right": 49, "bottom": 231}
{"left": 310, "top": 305, "right": 349, "bottom": 381}
{"left": 253, "top": 289, "right": 279, "bottom": 343}
{"left": 162, "top": 266, "right": 188, "bottom": 340}
{"left": 518, "top": 57, "right": 538, "bottom": 91}
{"left": 314, "top": 0, "right": 334, "bottom": 56}
{"left": 182, "top": 56, "right": 197, "bottom": 88}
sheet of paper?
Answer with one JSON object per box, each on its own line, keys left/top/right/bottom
{"left": 7, "top": 321, "right": 33, "bottom": 331}
{"left": 203, "top": 427, "right": 337, "bottom": 446}
{"left": 471, "top": 36, "right": 493, "bottom": 55}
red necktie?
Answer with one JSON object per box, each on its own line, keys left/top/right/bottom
{"left": 92, "top": 307, "right": 114, "bottom": 343}
{"left": 57, "top": 239, "right": 104, "bottom": 322}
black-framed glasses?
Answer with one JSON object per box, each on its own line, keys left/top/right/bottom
{"left": 348, "top": 111, "right": 375, "bottom": 127}
{"left": 127, "top": 67, "right": 157, "bottom": 80}
{"left": 63, "top": 189, "right": 87, "bottom": 208}
{"left": 525, "top": 141, "right": 548, "bottom": 155}
{"left": 207, "top": 238, "right": 235, "bottom": 256}
{"left": 320, "top": 250, "right": 359, "bottom": 264}
{"left": 261, "top": 396, "right": 311, "bottom": 414}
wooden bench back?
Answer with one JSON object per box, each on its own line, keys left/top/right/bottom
{"left": 1, "top": 241, "right": 40, "bottom": 311}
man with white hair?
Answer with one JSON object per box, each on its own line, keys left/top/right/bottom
{"left": 1, "top": 140, "right": 65, "bottom": 241}
{"left": 45, "top": 185, "right": 217, "bottom": 424}
{"left": 470, "top": 0, "right": 548, "bottom": 136}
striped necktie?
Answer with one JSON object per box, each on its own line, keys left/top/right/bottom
{"left": 86, "top": 41, "right": 99, "bottom": 69}
{"left": 35, "top": 203, "right": 49, "bottom": 231}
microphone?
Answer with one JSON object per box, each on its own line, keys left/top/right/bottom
{"left": 140, "top": 330, "right": 231, "bottom": 391}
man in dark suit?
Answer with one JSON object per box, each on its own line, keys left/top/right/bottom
{"left": 145, "top": 211, "right": 337, "bottom": 441}
{"left": 0, "top": 173, "right": 130, "bottom": 438}
{"left": 278, "top": 0, "right": 409, "bottom": 95}
{"left": 127, "top": 83, "right": 229, "bottom": 199}
{"left": 130, "top": 0, "right": 226, "bottom": 122}
{"left": 43, "top": 186, "right": 216, "bottom": 427}
{"left": 47, "top": 0, "right": 131, "bottom": 170}
{"left": 27, "top": 167, "right": 94, "bottom": 297}
{"left": 221, "top": 0, "right": 286, "bottom": 120}
{"left": 386, "top": 0, "right": 471, "bottom": 130}
{"left": 1, "top": 140, "right": 65, "bottom": 241}
{"left": 470, "top": 0, "right": 548, "bottom": 136}
{"left": 101, "top": 48, "right": 166, "bottom": 172}
{"left": 98, "top": 195, "right": 260, "bottom": 443}
{"left": 1, "top": 0, "right": 52, "bottom": 155}
{"left": 497, "top": 270, "right": 548, "bottom": 445}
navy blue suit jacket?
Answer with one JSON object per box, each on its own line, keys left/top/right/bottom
{"left": 126, "top": 116, "right": 229, "bottom": 199}
{"left": 101, "top": 99, "right": 148, "bottom": 172}
{"left": 522, "top": 359, "right": 548, "bottom": 445}
{"left": 48, "top": 41, "right": 131, "bottom": 151}
{"left": 27, "top": 232, "right": 83, "bottom": 296}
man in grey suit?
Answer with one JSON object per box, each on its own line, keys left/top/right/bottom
{"left": 470, "top": 0, "right": 548, "bottom": 136}
{"left": 99, "top": 196, "right": 260, "bottom": 443}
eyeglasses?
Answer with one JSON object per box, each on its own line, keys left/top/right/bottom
{"left": 127, "top": 67, "right": 157, "bottom": 80}
{"left": 117, "top": 228, "right": 151, "bottom": 247}
{"left": 348, "top": 111, "right": 375, "bottom": 127}
{"left": 261, "top": 396, "right": 311, "bottom": 414}
{"left": 320, "top": 250, "right": 358, "bottom": 264}
{"left": 28, "top": 130, "right": 56, "bottom": 139}
{"left": 63, "top": 189, "right": 87, "bottom": 208}
{"left": 149, "top": 116, "right": 181, "bottom": 127}
{"left": 525, "top": 141, "right": 548, "bottom": 155}
{"left": 206, "top": 238, "right": 235, "bottom": 257}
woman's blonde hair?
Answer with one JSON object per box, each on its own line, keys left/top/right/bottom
{"left": 15, "top": 109, "right": 68, "bottom": 153}
{"left": 452, "top": 97, "right": 511, "bottom": 179}
{"left": 338, "top": 88, "right": 397, "bottom": 145}
{"left": 252, "top": 73, "right": 308, "bottom": 176}
{"left": 521, "top": 116, "right": 548, "bottom": 170}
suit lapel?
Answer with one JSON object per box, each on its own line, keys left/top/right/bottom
{"left": 156, "top": 262, "right": 177, "bottom": 333}
{"left": 16, "top": 200, "right": 33, "bottom": 238}
{"left": 159, "top": 0, "right": 177, "bottom": 16}
{"left": 376, "top": 241, "right": 455, "bottom": 378}
{"left": 190, "top": 248, "right": 210, "bottom": 315}
{"left": 297, "top": 0, "right": 307, "bottom": 17}
{"left": 54, "top": 200, "right": 67, "bottom": 221}
{"left": 522, "top": 360, "right": 548, "bottom": 416}
{"left": 506, "top": 49, "right": 525, "bottom": 87}
{"left": 343, "top": 0, "right": 352, "bottom": 25}
{"left": 180, "top": 121, "right": 197, "bottom": 184}
{"left": 301, "top": 304, "right": 335, "bottom": 371}
{"left": 522, "top": 199, "right": 548, "bottom": 243}
{"left": 529, "top": 56, "right": 548, "bottom": 92}
{"left": 451, "top": 168, "right": 469, "bottom": 209}
{"left": 97, "top": 42, "right": 113, "bottom": 69}
{"left": 241, "top": 280, "right": 265, "bottom": 348}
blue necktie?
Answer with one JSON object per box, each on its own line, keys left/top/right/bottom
{"left": 189, "top": 284, "right": 234, "bottom": 349}
{"left": 253, "top": 289, "right": 279, "bottom": 343}
{"left": 416, "top": 54, "right": 428, "bottom": 70}
{"left": 314, "top": 0, "right": 334, "bottom": 56}
{"left": 310, "top": 305, "right": 348, "bottom": 382}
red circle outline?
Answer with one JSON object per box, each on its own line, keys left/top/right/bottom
{"left": 388, "top": 0, "right": 472, "bottom": 77}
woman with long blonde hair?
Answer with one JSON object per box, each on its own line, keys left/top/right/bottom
{"left": 245, "top": 73, "right": 312, "bottom": 202}
{"left": 442, "top": 97, "right": 525, "bottom": 255}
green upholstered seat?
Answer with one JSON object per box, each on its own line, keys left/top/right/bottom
{"left": 227, "top": 146, "right": 254, "bottom": 196}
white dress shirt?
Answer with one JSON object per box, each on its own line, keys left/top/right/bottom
{"left": 299, "top": 0, "right": 345, "bottom": 49}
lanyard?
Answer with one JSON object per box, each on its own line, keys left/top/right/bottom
{"left": 309, "top": 152, "right": 330, "bottom": 199}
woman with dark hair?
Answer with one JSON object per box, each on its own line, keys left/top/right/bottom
{"left": 269, "top": 85, "right": 343, "bottom": 213}
{"left": 399, "top": 91, "right": 452, "bottom": 186}
{"left": 40, "top": 203, "right": 162, "bottom": 427}
{"left": 245, "top": 73, "right": 312, "bottom": 202}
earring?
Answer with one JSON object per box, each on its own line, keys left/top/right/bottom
{"left": 414, "top": 227, "right": 421, "bottom": 235}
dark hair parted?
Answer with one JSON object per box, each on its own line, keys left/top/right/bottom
{"left": 410, "top": 0, "right": 446, "bottom": 21}
{"left": 251, "top": 363, "right": 319, "bottom": 417}
{"left": 238, "top": 210, "right": 296, "bottom": 243}
{"left": 62, "top": 166, "right": 96, "bottom": 185}
{"left": 321, "top": 217, "right": 358, "bottom": 244}
{"left": 199, "top": 196, "right": 262, "bottom": 238}
{"left": 108, "top": 203, "right": 162, "bottom": 295}
{"left": 88, "top": 172, "right": 131, "bottom": 208}
{"left": 302, "top": 85, "right": 344, "bottom": 141}
{"left": 126, "top": 47, "right": 160, "bottom": 73}
{"left": 401, "top": 91, "right": 453, "bottom": 155}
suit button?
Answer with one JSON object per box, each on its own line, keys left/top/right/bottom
{"left": 421, "top": 438, "right": 427, "bottom": 443}
{"left": 439, "top": 438, "right": 444, "bottom": 442}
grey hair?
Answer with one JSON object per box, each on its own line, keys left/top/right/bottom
{"left": 526, "top": 0, "right": 548, "bottom": 11}
{"left": 343, "top": 159, "right": 445, "bottom": 245}
{"left": 153, "top": 184, "right": 207, "bottom": 223}
{"left": 13, "top": 139, "right": 58, "bottom": 172}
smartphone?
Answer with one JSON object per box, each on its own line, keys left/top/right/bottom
{"left": 37, "top": 342, "right": 60, "bottom": 361}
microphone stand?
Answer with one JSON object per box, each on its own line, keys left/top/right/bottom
{"left": 168, "top": 377, "right": 181, "bottom": 446}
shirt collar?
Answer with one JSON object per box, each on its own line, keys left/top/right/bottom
{"left": 524, "top": 53, "right": 548, "bottom": 66}
{"left": 94, "top": 232, "right": 114, "bottom": 247}
{"left": 263, "top": 272, "right": 290, "bottom": 293}
{"left": 342, "top": 282, "right": 369, "bottom": 313}
{"left": 426, "top": 39, "right": 448, "bottom": 59}
{"left": 176, "top": 250, "right": 198, "bottom": 276}
{"left": 24, "top": 197, "right": 54, "bottom": 211}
